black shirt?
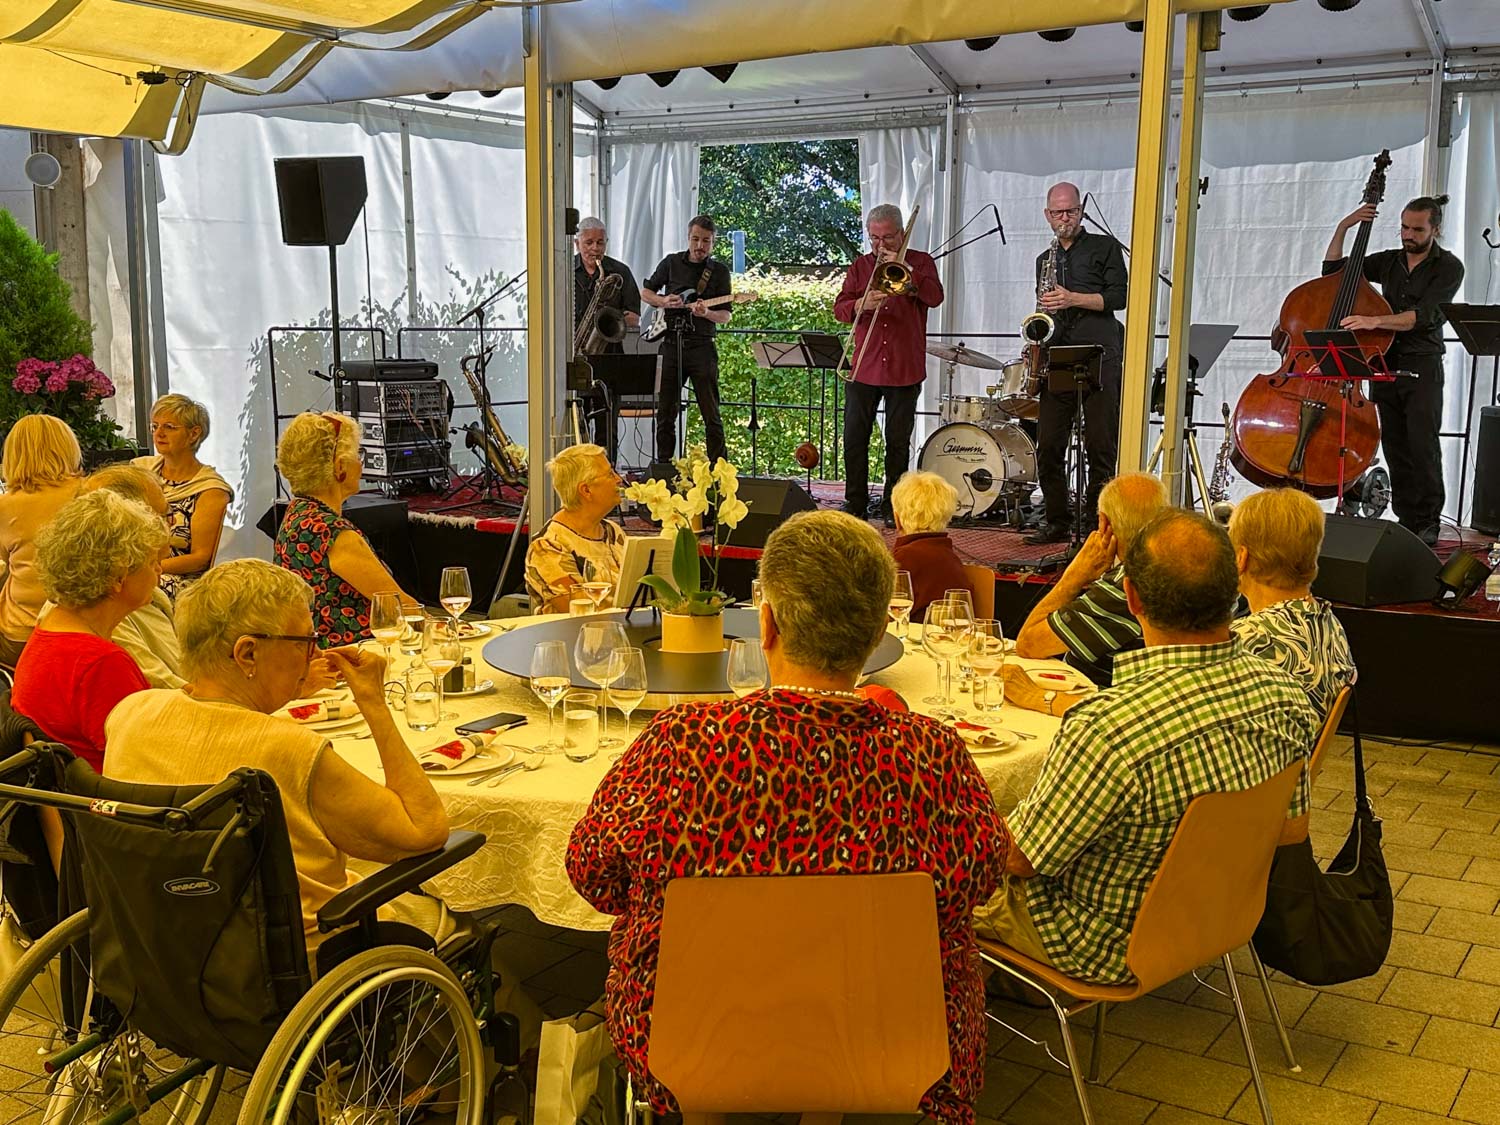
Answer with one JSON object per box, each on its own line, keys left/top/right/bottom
{"left": 1322, "top": 244, "right": 1465, "bottom": 360}
{"left": 573, "top": 254, "right": 641, "bottom": 335}
{"left": 1034, "top": 230, "right": 1128, "bottom": 356}
{"left": 643, "top": 251, "right": 732, "bottom": 341}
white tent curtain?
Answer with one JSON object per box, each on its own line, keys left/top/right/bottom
{"left": 80, "top": 139, "right": 137, "bottom": 437}
{"left": 605, "top": 139, "right": 699, "bottom": 291}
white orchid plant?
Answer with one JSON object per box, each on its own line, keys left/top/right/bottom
{"left": 622, "top": 446, "right": 749, "bottom": 616}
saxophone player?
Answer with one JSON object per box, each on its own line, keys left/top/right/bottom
{"left": 1027, "top": 182, "right": 1129, "bottom": 545}
{"left": 574, "top": 217, "right": 641, "bottom": 354}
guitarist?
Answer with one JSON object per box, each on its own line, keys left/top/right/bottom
{"left": 641, "top": 215, "right": 733, "bottom": 465}
{"left": 1324, "top": 194, "right": 1463, "bottom": 546}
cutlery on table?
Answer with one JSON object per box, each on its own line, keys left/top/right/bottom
{"left": 487, "top": 754, "right": 544, "bottom": 787}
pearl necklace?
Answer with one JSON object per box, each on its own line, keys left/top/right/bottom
{"left": 770, "top": 684, "right": 864, "bottom": 702}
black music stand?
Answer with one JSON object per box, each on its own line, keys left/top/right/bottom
{"left": 1045, "top": 344, "right": 1105, "bottom": 548}
{"left": 1441, "top": 303, "right": 1500, "bottom": 523}
{"left": 582, "top": 354, "right": 658, "bottom": 465}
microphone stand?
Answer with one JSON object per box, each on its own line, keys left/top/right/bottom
{"left": 1080, "top": 193, "right": 1173, "bottom": 289}
{"left": 931, "top": 204, "right": 1007, "bottom": 262}
{"left": 456, "top": 270, "right": 527, "bottom": 504}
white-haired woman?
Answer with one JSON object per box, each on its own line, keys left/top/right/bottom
{"left": 0, "top": 415, "right": 84, "bottom": 668}
{"left": 11, "top": 490, "right": 166, "bottom": 772}
{"left": 889, "top": 470, "right": 975, "bottom": 618}
{"left": 133, "top": 393, "right": 232, "bottom": 599}
{"left": 568, "top": 511, "right": 1006, "bottom": 1125}
{"left": 103, "top": 559, "right": 452, "bottom": 948}
{"left": 274, "top": 412, "right": 419, "bottom": 648}
{"left": 524, "top": 443, "right": 625, "bottom": 613}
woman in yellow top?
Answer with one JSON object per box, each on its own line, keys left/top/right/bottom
{"left": 133, "top": 393, "right": 232, "bottom": 600}
{"left": 0, "top": 415, "right": 83, "bottom": 668}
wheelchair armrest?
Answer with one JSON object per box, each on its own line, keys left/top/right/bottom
{"left": 317, "top": 829, "right": 485, "bottom": 933}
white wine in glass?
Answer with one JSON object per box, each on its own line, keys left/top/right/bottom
{"left": 424, "top": 618, "right": 463, "bottom": 719}
{"left": 726, "top": 638, "right": 768, "bottom": 699}
{"left": 606, "top": 647, "right": 647, "bottom": 755}
{"left": 575, "top": 619, "right": 628, "bottom": 748}
{"left": 369, "top": 592, "right": 403, "bottom": 672}
{"left": 578, "top": 558, "right": 613, "bottom": 611}
{"left": 889, "top": 570, "right": 914, "bottom": 640}
{"left": 440, "top": 566, "right": 473, "bottom": 621}
{"left": 530, "top": 640, "right": 569, "bottom": 752}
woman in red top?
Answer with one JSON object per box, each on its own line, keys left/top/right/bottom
{"left": 567, "top": 511, "right": 1006, "bottom": 1124}
{"left": 890, "top": 470, "right": 976, "bottom": 617}
{"left": 12, "top": 489, "right": 167, "bottom": 772}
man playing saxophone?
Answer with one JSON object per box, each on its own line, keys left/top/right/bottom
{"left": 574, "top": 217, "right": 640, "bottom": 355}
{"left": 1027, "top": 182, "right": 1128, "bottom": 545}
{"left": 834, "top": 203, "right": 944, "bottom": 526}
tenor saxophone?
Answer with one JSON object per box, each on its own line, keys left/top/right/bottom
{"left": 1209, "top": 402, "right": 1235, "bottom": 524}
{"left": 575, "top": 271, "right": 626, "bottom": 355}
{"left": 460, "top": 348, "right": 525, "bottom": 485}
{"left": 1021, "top": 237, "right": 1063, "bottom": 393}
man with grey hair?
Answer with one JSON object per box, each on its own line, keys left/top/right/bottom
{"left": 574, "top": 216, "right": 641, "bottom": 354}
{"left": 834, "top": 203, "right": 944, "bottom": 525}
{"left": 1014, "top": 471, "right": 1166, "bottom": 687}
{"left": 976, "top": 510, "right": 1317, "bottom": 984}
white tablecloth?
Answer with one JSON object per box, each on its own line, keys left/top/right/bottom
{"left": 336, "top": 617, "right": 1077, "bottom": 932}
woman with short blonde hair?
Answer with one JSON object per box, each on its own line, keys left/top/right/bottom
{"left": 1228, "top": 488, "right": 1355, "bottom": 715}
{"left": 133, "top": 392, "right": 232, "bottom": 599}
{"left": 274, "top": 412, "right": 418, "bottom": 647}
{"left": 525, "top": 443, "right": 626, "bottom": 613}
{"left": 0, "top": 415, "right": 84, "bottom": 667}
{"left": 889, "top": 470, "right": 974, "bottom": 618}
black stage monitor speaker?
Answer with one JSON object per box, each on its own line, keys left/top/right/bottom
{"left": 1311, "top": 515, "right": 1441, "bottom": 607}
{"left": 722, "top": 478, "right": 818, "bottom": 550}
{"left": 274, "top": 156, "right": 367, "bottom": 247}
{"left": 1473, "top": 405, "right": 1500, "bottom": 535}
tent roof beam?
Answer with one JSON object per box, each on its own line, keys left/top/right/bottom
{"left": 1410, "top": 0, "right": 1446, "bottom": 64}
{"left": 908, "top": 45, "right": 958, "bottom": 97}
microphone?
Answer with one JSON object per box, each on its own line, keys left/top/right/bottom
{"left": 963, "top": 469, "right": 994, "bottom": 493}
{"left": 992, "top": 203, "right": 1007, "bottom": 246}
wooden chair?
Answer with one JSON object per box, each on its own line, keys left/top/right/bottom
{"left": 962, "top": 563, "right": 996, "bottom": 621}
{"left": 979, "top": 761, "right": 1304, "bottom": 1125}
{"left": 648, "top": 873, "right": 950, "bottom": 1124}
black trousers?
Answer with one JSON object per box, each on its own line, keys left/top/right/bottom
{"left": 655, "top": 338, "right": 725, "bottom": 464}
{"left": 1371, "top": 354, "right": 1445, "bottom": 533}
{"left": 1035, "top": 354, "right": 1122, "bottom": 527}
{"left": 843, "top": 380, "right": 921, "bottom": 511}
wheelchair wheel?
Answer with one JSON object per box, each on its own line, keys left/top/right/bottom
{"left": 239, "top": 943, "right": 487, "bottom": 1125}
{"left": 0, "top": 908, "right": 224, "bottom": 1124}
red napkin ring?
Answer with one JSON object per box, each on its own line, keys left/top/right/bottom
{"left": 288, "top": 703, "right": 320, "bottom": 721}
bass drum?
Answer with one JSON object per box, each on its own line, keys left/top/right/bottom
{"left": 918, "top": 422, "right": 1037, "bottom": 519}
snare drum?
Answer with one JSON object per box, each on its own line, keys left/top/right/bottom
{"left": 992, "top": 358, "right": 1039, "bottom": 420}
{"left": 939, "top": 394, "right": 1003, "bottom": 427}
{"left": 917, "top": 422, "right": 1038, "bottom": 518}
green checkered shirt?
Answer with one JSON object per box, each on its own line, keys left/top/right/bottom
{"left": 1007, "top": 639, "right": 1320, "bottom": 984}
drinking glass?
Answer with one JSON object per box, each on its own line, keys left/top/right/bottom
{"left": 399, "top": 604, "right": 427, "bottom": 655}
{"left": 563, "top": 690, "right": 600, "bottom": 762}
{"left": 369, "top": 592, "right": 403, "bottom": 670}
{"left": 944, "top": 589, "right": 977, "bottom": 690}
{"left": 579, "top": 558, "right": 614, "bottom": 612}
{"left": 404, "top": 662, "right": 440, "bottom": 731}
{"left": 606, "top": 647, "right": 647, "bottom": 754}
{"left": 888, "top": 571, "right": 914, "bottom": 641}
{"left": 424, "top": 617, "right": 464, "bottom": 721}
{"left": 575, "top": 619, "right": 628, "bottom": 748}
{"left": 749, "top": 579, "right": 764, "bottom": 609}
{"left": 529, "top": 640, "right": 569, "bottom": 752}
{"left": 440, "top": 566, "right": 473, "bottom": 624}
{"left": 921, "top": 602, "right": 964, "bottom": 719}
{"left": 968, "top": 619, "right": 1007, "bottom": 715}
{"left": 726, "top": 638, "right": 768, "bottom": 698}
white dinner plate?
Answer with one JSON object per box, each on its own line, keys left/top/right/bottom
{"left": 455, "top": 622, "right": 492, "bottom": 640}
{"left": 446, "top": 679, "right": 496, "bottom": 697}
{"left": 952, "top": 722, "right": 1021, "bottom": 755}
{"left": 309, "top": 714, "right": 370, "bottom": 734}
{"left": 1031, "top": 667, "right": 1090, "bottom": 693}
{"left": 423, "top": 744, "right": 516, "bottom": 777}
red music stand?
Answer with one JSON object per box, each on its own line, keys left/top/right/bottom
{"left": 1299, "top": 329, "right": 1398, "bottom": 513}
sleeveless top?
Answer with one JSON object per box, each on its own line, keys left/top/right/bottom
{"left": 133, "top": 456, "right": 233, "bottom": 600}
{"left": 274, "top": 496, "right": 371, "bottom": 648}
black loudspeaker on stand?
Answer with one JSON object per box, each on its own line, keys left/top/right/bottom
{"left": 1472, "top": 406, "right": 1500, "bottom": 536}
{"left": 1311, "top": 515, "right": 1441, "bottom": 607}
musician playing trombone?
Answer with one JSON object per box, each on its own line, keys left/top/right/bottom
{"left": 834, "top": 203, "right": 944, "bottom": 526}
{"left": 574, "top": 217, "right": 641, "bottom": 354}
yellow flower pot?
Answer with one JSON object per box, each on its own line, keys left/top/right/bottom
{"left": 660, "top": 612, "right": 725, "bottom": 654}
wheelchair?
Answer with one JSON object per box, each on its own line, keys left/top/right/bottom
{"left": 0, "top": 742, "right": 522, "bottom": 1123}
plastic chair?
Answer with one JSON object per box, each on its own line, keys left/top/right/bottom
{"left": 962, "top": 563, "right": 996, "bottom": 621}
{"left": 979, "top": 761, "right": 1304, "bottom": 1125}
{"left": 648, "top": 872, "right": 950, "bottom": 1124}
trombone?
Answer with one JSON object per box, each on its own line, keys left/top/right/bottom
{"left": 839, "top": 205, "right": 920, "bottom": 383}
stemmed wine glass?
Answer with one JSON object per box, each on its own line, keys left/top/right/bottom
{"left": 440, "top": 566, "right": 473, "bottom": 629}
{"left": 424, "top": 617, "right": 464, "bottom": 721}
{"left": 606, "top": 647, "right": 647, "bottom": 755}
{"left": 968, "top": 619, "right": 1008, "bottom": 716}
{"left": 726, "top": 638, "right": 768, "bottom": 698}
{"left": 575, "top": 618, "right": 628, "bottom": 749}
{"left": 369, "top": 592, "right": 403, "bottom": 682}
{"left": 945, "top": 589, "right": 977, "bottom": 690}
{"left": 921, "top": 602, "right": 964, "bottom": 719}
{"left": 888, "top": 571, "right": 914, "bottom": 641}
{"left": 579, "top": 558, "right": 614, "bottom": 612}
{"left": 529, "top": 640, "right": 569, "bottom": 753}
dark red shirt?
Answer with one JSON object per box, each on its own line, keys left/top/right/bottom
{"left": 834, "top": 249, "right": 944, "bottom": 386}
{"left": 566, "top": 691, "right": 1005, "bottom": 1124}
{"left": 894, "top": 532, "right": 975, "bottom": 619}
{"left": 12, "top": 628, "right": 149, "bottom": 773}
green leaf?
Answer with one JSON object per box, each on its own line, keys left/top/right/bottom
{"left": 671, "top": 526, "right": 701, "bottom": 597}
{"left": 640, "top": 575, "right": 684, "bottom": 612}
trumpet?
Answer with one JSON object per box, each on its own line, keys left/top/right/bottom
{"left": 839, "top": 205, "right": 920, "bottom": 382}
{"left": 1021, "top": 237, "right": 1063, "bottom": 392}
{"left": 459, "top": 347, "right": 525, "bottom": 485}
{"left": 575, "top": 271, "right": 626, "bottom": 355}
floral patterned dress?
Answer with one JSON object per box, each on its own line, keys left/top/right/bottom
{"left": 566, "top": 690, "right": 1008, "bottom": 1124}
{"left": 273, "top": 497, "right": 370, "bottom": 647}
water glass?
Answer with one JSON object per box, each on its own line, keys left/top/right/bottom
{"left": 974, "top": 674, "right": 1006, "bottom": 712}
{"left": 569, "top": 596, "right": 595, "bottom": 617}
{"left": 750, "top": 579, "right": 764, "bottom": 609}
{"left": 563, "top": 690, "right": 600, "bottom": 762}
{"left": 405, "top": 665, "right": 440, "bottom": 731}
{"left": 399, "top": 606, "right": 427, "bottom": 654}
{"left": 889, "top": 571, "right": 914, "bottom": 641}
{"left": 726, "top": 638, "right": 767, "bottom": 698}
{"left": 969, "top": 620, "right": 1007, "bottom": 714}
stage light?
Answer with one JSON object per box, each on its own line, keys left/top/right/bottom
{"left": 648, "top": 70, "right": 680, "bottom": 88}
{"left": 704, "top": 64, "right": 737, "bottom": 84}
{"left": 965, "top": 36, "right": 1000, "bottom": 51}
{"left": 1433, "top": 551, "right": 1491, "bottom": 606}
{"left": 1228, "top": 5, "right": 1271, "bottom": 19}
{"left": 425, "top": 92, "right": 450, "bottom": 101}
{"left": 1039, "top": 27, "right": 1076, "bottom": 42}
{"left": 593, "top": 77, "right": 621, "bottom": 90}
{"left": 1125, "top": 20, "right": 1144, "bottom": 31}
{"left": 478, "top": 89, "right": 500, "bottom": 98}
{"left": 1316, "top": 0, "right": 1361, "bottom": 9}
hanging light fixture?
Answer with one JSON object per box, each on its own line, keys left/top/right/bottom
{"left": 704, "top": 64, "right": 737, "bottom": 84}
{"left": 648, "top": 70, "right": 680, "bottom": 87}
{"left": 1228, "top": 5, "right": 1271, "bottom": 19}
{"left": 478, "top": 89, "right": 501, "bottom": 98}
{"left": 965, "top": 36, "right": 1000, "bottom": 51}
{"left": 592, "top": 77, "right": 621, "bottom": 90}
{"left": 1038, "top": 27, "right": 1076, "bottom": 42}
{"left": 425, "top": 92, "right": 450, "bottom": 101}
{"left": 1125, "top": 20, "right": 1144, "bottom": 31}
{"left": 1316, "top": 0, "right": 1361, "bottom": 9}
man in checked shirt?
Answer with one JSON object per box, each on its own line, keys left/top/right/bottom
{"left": 976, "top": 510, "right": 1318, "bottom": 983}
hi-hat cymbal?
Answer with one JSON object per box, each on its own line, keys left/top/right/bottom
{"left": 925, "top": 342, "right": 1004, "bottom": 370}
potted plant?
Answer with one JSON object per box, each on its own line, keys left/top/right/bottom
{"left": 623, "top": 447, "right": 749, "bottom": 654}
{"left": 3, "top": 355, "right": 126, "bottom": 462}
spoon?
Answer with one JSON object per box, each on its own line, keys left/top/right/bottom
{"left": 487, "top": 753, "right": 544, "bottom": 787}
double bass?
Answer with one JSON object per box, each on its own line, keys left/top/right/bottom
{"left": 1229, "top": 150, "right": 1393, "bottom": 498}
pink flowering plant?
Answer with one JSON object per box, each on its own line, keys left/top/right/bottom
{"left": 2, "top": 355, "right": 124, "bottom": 451}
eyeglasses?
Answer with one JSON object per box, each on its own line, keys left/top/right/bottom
{"left": 240, "top": 633, "right": 320, "bottom": 661}
{"left": 149, "top": 422, "right": 182, "bottom": 434}
{"left": 1046, "top": 207, "right": 1082, "bottom": 219}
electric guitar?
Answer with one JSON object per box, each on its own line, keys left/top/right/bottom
{"left": 640, "top": 290, "right": 758, "bottom": 343}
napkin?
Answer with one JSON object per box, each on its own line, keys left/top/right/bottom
{"left": 285, "top": 699, "right": 356, "bottom": 724}
{"left": 858, "top": 684, "right": 909, "bottom": 712}
{"left": 416, "top": 729, "right": 498, "bottom": 770}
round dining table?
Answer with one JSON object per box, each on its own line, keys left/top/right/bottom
{"left": 335, "top": 611, "right": 1085, "bottom": 932}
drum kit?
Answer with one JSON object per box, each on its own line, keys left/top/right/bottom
{"left": 922, "top": 341, "right": 1039, "bottom": 522}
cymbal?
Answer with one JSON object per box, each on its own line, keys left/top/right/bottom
{"left": 925, "top": 342, "right": 1004, "bottom": 370}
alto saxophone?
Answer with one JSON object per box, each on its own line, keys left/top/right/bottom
{"left": 1208, "top": 402, "right": 1235, "bottom": 524}
{"left": 459, "top": 347, "right": 525, "bottom": 485}
{"left": 1021, "top": 237, "right": 1063, "bottom": 393}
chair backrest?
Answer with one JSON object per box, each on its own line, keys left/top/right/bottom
{"left": 649, "top": 873, "right": 951, "bottom": 1114}
{"left": 1309, "top": 683, "right": 1353, "bottom": 787}
{"left": 1124, "top": 761, "right": 1304, "bottom": 993}
{"left": 963, "top": 563, "right": 996, "bottom": 621}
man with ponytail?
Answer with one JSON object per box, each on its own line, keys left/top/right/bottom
{"left": 1324, "top": 193, "right": 1464, "bottom": 546}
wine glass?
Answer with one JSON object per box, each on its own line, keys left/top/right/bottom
{"left": 579, "top": 558, "right": 614, "bottom": 612}
{"left": 369, "top": 592, "right": 403, "bottom": 677}
{"left": 424, "top": 617, "right": 464, "bottom": 721}
{"left": 944, "top": 589, "right": 977, "bottom": 689}
{"left": 921, "top": 602, "right": 963, "bottom": 719}
{"left": 529, "top": 640, "right": 569, "bottom": 753}
{"left": 575, "top": 619, "right": 628, "bottom": 749}
{"left": 726, "top": 638, "right": 768, "bottom": 698}
{"left": 888, "top": 571, "right": 914, "bottom": 641}
{"left": 606, "top": 647, "right": 647, "bottom": 755}
{"left": 968, "top": 620, "right": 1008, "bottom": 715}
{"left": 440, "top": 566, "right": 473, "bottom": 626}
